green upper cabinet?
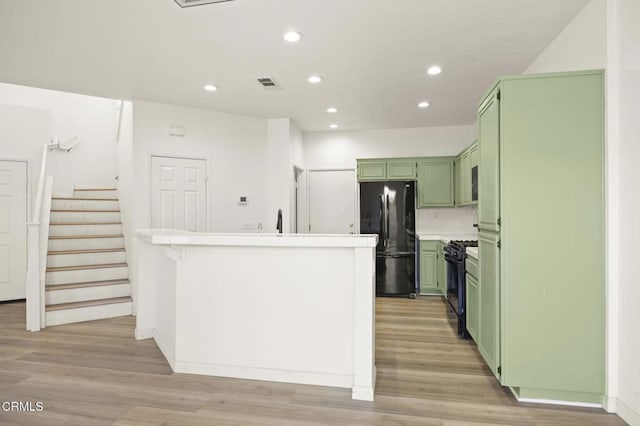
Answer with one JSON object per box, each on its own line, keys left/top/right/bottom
{"left": 417, "top": 157, "right": 455, "bottom": 208}
{"left": 387, "top": 159, "right": 417, "bottom": 180}
{"left": 357, "top": 158, "right": 417, "bottom": 182}
{"left": 357, "top": 160, "right": 387, "bottom": 181}
{"left": 454, "top": 141, "right": 478, "bottom": 207}
{"left": 478, "top": 88, "right": 501, "bottom": 232}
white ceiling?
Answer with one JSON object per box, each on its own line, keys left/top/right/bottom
{"left": 0, "top": 0, "right": 588, "bottom": 132}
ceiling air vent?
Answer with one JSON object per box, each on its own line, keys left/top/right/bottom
{"left": 174, "top": 0, "right": 235, "bottom": 8}
{"left": 257, "top": 77, "right": 282, "bottom": 91}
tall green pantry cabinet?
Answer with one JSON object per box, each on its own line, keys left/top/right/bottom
{"left": 477, "top": 71, "right": 605, "bottom": 405}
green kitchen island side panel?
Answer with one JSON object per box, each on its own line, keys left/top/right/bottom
{"left": 417, "top": 158, "right": 455, "bottom": 208}
{"left": 498, "top": 71, "right": 604, "bottom": 397}
{"left": 357, "top": 160, "right": 386, "bottom": 181}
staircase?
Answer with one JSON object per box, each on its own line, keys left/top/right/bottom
{"left": 45, "top": 187, "right": 133, "bottom": 326}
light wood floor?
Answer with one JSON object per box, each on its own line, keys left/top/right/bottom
{"left": 0, "top": 298, "right": 626, "bottom": 425}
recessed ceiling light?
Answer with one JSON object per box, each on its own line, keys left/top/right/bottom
{"left": 203, "top": 84, "right": 219, "bottom": 92}
{"left": 283, "top": 31, "right": 303, "bottom": 43}
{"left": 418, "top": 101, "right": 430, "bottom": 108}
{"left": 427, "top": 65, "right": 442, "bottom": 76}
{"left": 326, "top": 107, "right": 338, "bottom": 113}
{"left": 308, "top": 75, "right": 323, "bottom": 84}
{"left": 329, "top": 123, "right": 339, "bottom": 129}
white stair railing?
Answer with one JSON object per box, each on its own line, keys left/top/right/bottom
{"left": 25, "top": 142, "right": 56, "bottom": 331}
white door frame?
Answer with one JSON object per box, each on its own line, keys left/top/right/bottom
{"left": 149, "top": 154, "right": 209, "bottom": 232}
{"left": 306, "top": 168, "right": 358, "bottom": 234}
{"left": 0, "top": 158, "right": 30, "bottom": 302}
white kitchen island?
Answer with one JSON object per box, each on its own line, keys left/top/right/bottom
{"left": 134, "top": 229, "right": 378, "bottom": 401}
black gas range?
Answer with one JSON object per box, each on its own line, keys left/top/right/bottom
{"left": 444, "top": 240, "right": 478, "bottom": 337}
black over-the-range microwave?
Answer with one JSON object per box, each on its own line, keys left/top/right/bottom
{"left": 471, "top": 166, "right": 478, "bottom": 201}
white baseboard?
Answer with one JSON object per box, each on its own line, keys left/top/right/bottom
{"left": 617, "top": 399, "right": 640, "bottom": 426}
{"left": 174, "top": 360, "right": 353, "bottom": 391}
{"left": 134, "top": 328, "right": 154, "bottom": 340}
{"left": 603, "top": 395, "right": 617, "bottom": 413}
{"left": 516, "top": 397, "right": 602, "bottom": 409}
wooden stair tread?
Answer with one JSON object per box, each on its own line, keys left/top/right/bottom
{"left": 46, "top": 279, "right": 130, "bottom": 291}
{"left": 53, "top": 197, "right": 118, "bottom": 201}
{"left": 49, "top": 222, "right": 122, "bottom": 226}
{"left": 46, "top": 262, "right": 127, "bottom": 272}
{"left": 51, "top": 209, "right": 120, "bottom": 212}
{"left": 46, "top": 296, "right": 132, "bottom": 312}
{"left": 48, "top": 248, "right": 125, "bottom": 255}
{"left": 49, "top": 234, "right": 124, "bottom": 240}
{"left": 74, "top": 188, "right": 117, "bottom": 191}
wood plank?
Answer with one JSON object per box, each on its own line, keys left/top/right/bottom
{"left": 45, "top": 297, "right": 132, "bottom": 312}
{"left": 0, "top": 298, "right": 624, "bottom": 425}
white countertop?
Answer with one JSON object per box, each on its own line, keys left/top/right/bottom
{"left": 466, "top": 247, "right": 478, "bottom": 259}
{"left": 417, "top": 233, "right": 478, "bottom": 243}
{"left": 136, "top": 229, "right": 378, "bottom": 248}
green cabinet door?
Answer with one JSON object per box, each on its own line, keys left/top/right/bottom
{"left": 417, "top": 158, "right": 455, "bottom": 208}
{"left": 357, "top": 160, "right": 386, "bottom": 181}
{"left": 387, "top": 159, "right": 417, "bottom": 180}
{"left": 465, "top": 272, "right": 479, "bottom": 341}
{"left": 478, "top": 231, "right": 500, "bottom": 379}
{"left": 469, "top": 142, "right": 478, "bottom": 206}
{"left": 478, "top": 89, "right": 500, "bottom": 232}
{"left": 454, "top": 157, "right": 462, "bottom": 207}
{"left": 461, "top": 149, "right": 471, "bottom": 205}
{"left": 419, "top": 241, "right": 438, "bottom": 295}
{"left": 436, "top": 241, "right": 447, "bottom": 296}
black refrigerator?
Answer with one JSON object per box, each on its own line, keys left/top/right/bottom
{"left": 359, "top": 181, "right": 416, "bottom": 297}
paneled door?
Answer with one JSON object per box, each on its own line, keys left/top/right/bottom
{"left": 0, "top": 160, "right": 27, "bottom": 301}
{"left": 308, "top": 170, "right": 356, "bottom": 234}
{"left": 151, "top": 156, "right": 207, "bottom": 232}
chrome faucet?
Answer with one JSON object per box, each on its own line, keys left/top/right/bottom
{"left": 257, "top": 223, "right": 263, "bottom": 233}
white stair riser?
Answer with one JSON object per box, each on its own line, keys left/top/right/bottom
{"left": 46, "top": 284, "right": 130, "bottom": 305}
{"left": 51, "top": 199, "right": 119, "bottom": 211}
{"left": 46, "top": 266, "right": 128, "bottom": 285}
{"left": 46, "top": 301, "right": 133, "bottom": 327}
{"left": 73, "top": 190, "right": 118, "bottom": 199}
{"left": 47, "top": 251, "right": 126, "bottom": 268}
{"left": 48, "top": 237, "right": 124, "bottom": 252}
{"left": 50, "top": 211, "right": 121, "bottom": 223}
{"left": 49, "top": 224, "right": 122, "bottom": 237}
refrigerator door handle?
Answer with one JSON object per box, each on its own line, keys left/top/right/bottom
{"left": 385, "top": 193, "right": 390, "bottom": 247}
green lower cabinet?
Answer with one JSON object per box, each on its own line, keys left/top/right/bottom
{"left": 437, "top": 241, "right": 447, "bottom": 296}
{"left": 465, "top": 273, "right": 479, "bottom": 341}
{"left": 419, "top": 241, "right": 438, "bottom": 295}
{"left": 478, "top": 231, "right": 500, "bottom": 379}
{"left": 417, "top": 158, "right": 455, "bottom": 208}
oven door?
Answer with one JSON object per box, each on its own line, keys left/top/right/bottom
{"left": 445, "top": 255, "right": 461, "bottom": 315}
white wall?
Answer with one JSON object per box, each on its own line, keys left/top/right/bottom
{"left": 0, "top": 82, "right": 119, "bottom": 195}
{"left": 610, "top": 0, "right": 640, "bottom": 423}
{"left": 131, "top": 101, "right": 269, "bottom": 234}
{"left": 303, "top": 125, "right": 477, "bottom": 234}
{"left": 525, "top": 0, "right": 607, "bottom": 74}
{"left": 267, "top": 119, "right": 291, "bottom": 233}
{"left": 0, "top": 104, "right": 52, "bottom": 215}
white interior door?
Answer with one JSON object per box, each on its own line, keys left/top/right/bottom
{"left": 0, "top": 160, "right": 27, "bottom": 301}
{"left": 308, "top": 169, "right": 356, "bottom": 234}
{"left": 151, "top": 156, "right": 207, "bottom": 232}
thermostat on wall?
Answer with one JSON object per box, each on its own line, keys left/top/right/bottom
{"left": 239, "top": 196, "right": 248, "bottom": 205}
{"left": 169, "top": 125, "right": 185, "bottom": 137}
